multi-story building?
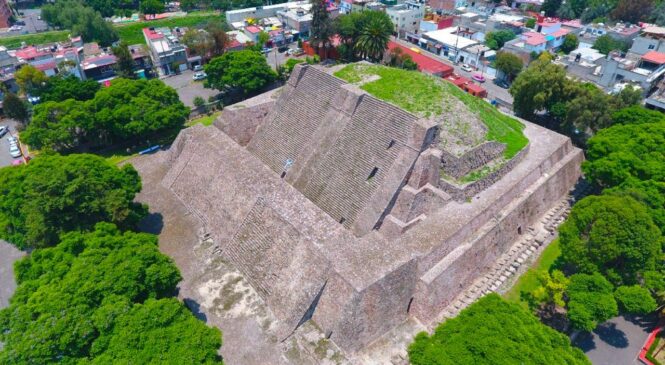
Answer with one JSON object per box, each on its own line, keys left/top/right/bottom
{"left": 629, "top": 26, "right": 665, "bottom": 55}
{"left": 386, "top": 1, "right": 424, "bottom": 38}
{"left": 277, "top": 6, "right": 313, "bottom": 35}
{"left": 143, "top": 27, "right": 188, "bottom": 76}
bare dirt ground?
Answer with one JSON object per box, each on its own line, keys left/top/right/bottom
{"left": 130, "top": 150, "right": 348, "bottom": 365}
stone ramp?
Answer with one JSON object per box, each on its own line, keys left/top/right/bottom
{"left": 161, "top": 125, "right": 335, "bottom": 338}
{"left": 300, "top": 95, "right": 419, "bottom": 232}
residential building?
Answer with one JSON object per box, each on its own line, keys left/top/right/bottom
{"left": 82, "top": 54, "right": 117, "bottom": 82}
{"left": 225, "top": 2, "right": 308, "bottom": 24}
{"left": 503, "top": 17, "right": 569, "bottom": 57}
{"left": 226, "top": 30, "right": 252, "bottom": 51}
{"left": 421, "top": 27, "right": 481, "bottom": 63}
{"left": 128, "top": 44, "right": 152, "bottom": 78}
{"left": 386, "top": 40, "right": 454, "bottom": 77}
{"left": 277, "top": 5, "right": 313, "bottom": 35}
{"left": 243, "top": 25, "right": 263, "bottom": 43}
{"left": 386, "top": 1, "right": 424, "bottom": 38}
{"left": 629, "top": 26, "right": 665, "bottom": 55}
{"left": 143, "top": 27, "right": 188, "bottom": 76}
{"left": 427, "top": 0, "right": 465, "bottom": 12}
{"left": 598, "top": 50, "right": 665, "bottom": 92}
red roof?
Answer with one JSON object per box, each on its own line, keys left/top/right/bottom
{"left": 551, "top": 28, "right": 570, "bottom": 38}
{"left": 245, "top": 25, "right": 261, "bottom": 34}
{"left": 642, "top": 51, "right": 665, "bottom": 65}
{"left": 143, "top": 27, "right": 163, "bottom": 40}
{"left": 387, "top": 41, "right": 453, "bottom": 77}
{"left": 15, "top": 46, "right": 49, "bottom": 60}
{"left": 523, "top": 32, "right": 546, "bottom": 46}
{"left": 34, "top": 60, "right": 57, "bottom": 71}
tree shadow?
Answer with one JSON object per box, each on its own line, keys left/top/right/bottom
{"left": 184, "top": 297, "right": 208, "bottom": 323}
{"left": 593, "top": 322, "right": 629, "bottom": 348}
{"left": 573, "top": 331, "right": 596, "bottom": 352}
{"left": 138, "top": 212, "right": 164, "bottom": 235}
{"left": 623, "top": 313, "right": 658, "bottom": 331}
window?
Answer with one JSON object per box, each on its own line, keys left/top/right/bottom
{"left": 387, "top": 139, "right": 396, "bottom": 149}
{"left": 367, "top": 167, "right": 379, "bottom": 180}
{"left": 339, "top": 217, "right": 346, "bottom": 224}
{"left": 518, "top": 226, "right": 522, "bottom": 235}
{"left": 649, "top": 44, "right": 656, "bottom": 50}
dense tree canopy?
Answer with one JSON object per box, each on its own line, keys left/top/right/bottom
{"left": 0, "top": 223, "right": 222, "bottom": 363}
{"left": 485, "top": 30, "right": 516, "bottom": 50}
{"left": 309, "top": 0, "right": 334, "bottom": 53}
{"left": 205, "top": 50, "right": 276, "bottom": 94}
{"left": 23, "top": 78, "right": 189, "bottom": 151}
{"left": 0, "top": 154, "right": 147, "bottom": 249}
{"left": 566, "top": 273, "right": 618, "bottom": 331}
{"left": 560, "top": 34, "right": 579, "bottom": 54}
{"left": 182, "top": 19, "right": 230, "bottom": 62}
{"left": 583, "top": 121, "right": 665, "bottom": 189}
{"left": 37, "top": 74, "right": 101, "bottom": 102}
{"left": 335, "top": 11, "right": 392, "bottom": 62}
{"left": 2, "top": 92, "right": 29, "bottom": 123}
{"left": 559, "top": 195, "right": 662, "bottom": 286}
{"left": 494, "top": 52, "right": 523, "bottom": 81}
{"left": 15, "top": 65, "right": 48, "bottom": 96}
{"left": 611, "top": 106, "right": 665, "bottom": 125}
{"left": 592, "top": 34, "right": 628, "bottom": 55}
{"left": 42, "top": 0, "right": 119, "bottom": 46}
{"left": 408, "top": 294, "right": 590, "bottom": 365}
{"left": 614, "top": 285, "right": 658, "bottom": 314}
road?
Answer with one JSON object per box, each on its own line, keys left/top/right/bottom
{"left": 0, "top": 9, "right": 49, "bottom": 38}
{"left": 0, "top": 119, "right": 23, "bottom": 168}
{"left": 161, "top": 70, "right": 219, "bottom": 107}
{"left": 265, "top": 43, "right": 303, "bottom": 70}
{"left": 392, "top": 37, "right": 514, "bottom": 105}
{"left": 572, "top": 314, "right": 657, "bottom": 365}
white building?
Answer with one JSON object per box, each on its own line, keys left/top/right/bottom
{"left": 421, "top": 27, "right": 480, "bottom": 62}
{"left": 386, "top": 2, "right": 424, "bottom": 37}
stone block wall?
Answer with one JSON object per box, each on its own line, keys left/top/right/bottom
{"left": 440, "top": 141, "right": 505, "bottom": 179}
{"left": 214, "top": 100, "right": 275, "bottom": 146}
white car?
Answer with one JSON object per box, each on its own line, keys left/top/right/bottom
{"left": 9, "top": 144, "right": 21, "bottom": 158}
{"left": 0, "top": 126, "right": 7, "bottom": 138}
{"left": 461, "top": 64, "right": 473, "bottom": 72}
{"left": 193, "top": 71, "right": 206, "bottom": 81}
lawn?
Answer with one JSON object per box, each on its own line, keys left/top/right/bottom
{"left": 0, "top": 30, "right": 70, "bottom": 49}
{"left": 503, "top": 238, "right": 561, "bottom": 310}
{"left": 0, "top": 12, "right": 220, "bottom": 49}
{"left": 116, "top": 12, "right": 220, "bottom": 45}
{"left": 186, "top": 111, "right": 221, "bottom": 127}
{"left": 333, "top": 64, "right": 528, "bottom": 159}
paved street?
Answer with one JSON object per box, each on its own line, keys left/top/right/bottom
{"left": 161, "top": 70, "right": 219, "bottom": 107}
{"left": 0, "top": 9, "right": 49, "bottom": 37}
{"left": 392, "top": 37, "right": 514, "bottom": 105}
{"left": 265, "top": 43, "right": 301, "bottom": 70}
{"left": 572, "top": 314, "right": 657, "bottom": 365}
{"left": 0, "top": 119, "right": 23, "bottom": 168}
{"left": 0, "top": 240, "right": 25, "bottom": 309}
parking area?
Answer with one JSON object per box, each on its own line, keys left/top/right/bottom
{"left": 0, "top": 119, "right": 24, "bottom": 168}
{"left": 0, "top": 9, "right": 49, "bottom": 37}
{"left": 161, "top": 70, "right": 219, "bottom": 108}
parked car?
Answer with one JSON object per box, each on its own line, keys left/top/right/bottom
{"left": 472, "top": 73, "right": 486, "bottom": 83}
{"left": 461, "top": 64, "right": 473, "bottom": 72}
{"left": 493, "top": 78, "right": 510, "bottom": 89}
{"left": 287, "top": 48, "right": 304, "bottom": 56}
{"left": 7, "top": 136, "right": 16, "bottom": 144}
{"left": 261, "top": 47, "right": 272, "bottom": 54}
{"left": 9, "top": 144, "right": 21, "bottom": 158}
{"left": 193, "top": 72, "right": 207, "bottom": 81}
{"left": 277, "top": 45, "right": 289, "bottom": 53}
{"left": 15, "top": 20, "right": 25, "bottom": 26}
{"left": 193, "top": 64, "right": 203, "bottom": 71}
{"left": 0, "top": 126, "right": 7, "bottom": 138}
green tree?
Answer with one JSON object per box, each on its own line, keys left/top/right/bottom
{"left": 531, "top": 270, "right": 570, "bottom": 309}
{"left": 525, "top": 18, "right": 536, "bottom": 29}
{"left": 652, "top": 1, "right": 665, "bottom": 26}
{"left": 354, "top": 11, "right": 392, "bottom": 62}
{"left": 560, "top": 34, "right": 579, "bottom": 54}
{"left": 257, "top": 30, "right": 270, "bottom": 47}
{"left": 556, "top": 1, "right": 578, "bottom": 19}
{"left": 0, "top": 154, "right": 147, "bottom": 249}
{"left": 494, "top": 51, "right": 523, "bottom": 81}
{"left": 42, "top": 0, "right": 119, "bottom": 46}
{"left": 112, "top": 41, "right": 136, "bottom": 79}
{"left": 183, "top": 28, "right": 216, "bottom": 60}
{"left": 140, "top": 0, "right": 164, "bottom": 14}
{"left": 0, "top": 223, "right": 222, "bottom": 363}
{"left": 583, "top": 121, "right": 665, "bottom": 188}
{"left": 611, "top": 0, "right": 654, "bottom": 24}
{"left": 193, "top": 95, "right": 206, "bottom": 107}
{"left": 614, "top": 285, "right": 658, "bottom": 314}
{"left": 484, "top": 30, "right": 516, "bottom": 50}
{"left": 309, "top": 0, "right": 333, "bottom": 58}
{"left": 559, "top": 195, "right": 662, "bottom": 285}
{"left": 541, "top": 0, "right": 563, "bottom": 16}
{"left": 15, "top": 64, "right": 48, "bottom": 96}
{"left": 408, "top": 294, "right": 590, "bottom": 365}
{"left": 284, "top": 58, "right": 305, "bottom": 74}
{"left": 593, "top": 34, "right": 628, "bottom": 55}
{"left": 204, "top": 50, "right": 276, "bottom": 94}
{"left": 2, "top": 92, "right": 29, "bottom": 123}
{"left": 566, "top": 273, "right": 618, "bottom": 332}
{"left": 37, "top": 74, "right": 100, "bottom": 102}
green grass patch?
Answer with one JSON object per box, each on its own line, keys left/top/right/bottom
{"left": 504, "top": 238, "right": 561, "bottom": 310}
{"left": 333, "top": 64, "right": 528, "bottom": 159}
{"left": 116, "top": 12, "right": 220, "bottom": 45}
{"left": 0, "top": 30, "right": 70, "bottom": 49}
{"left": 186, "top": 111, "right": 221, "bottom": 127}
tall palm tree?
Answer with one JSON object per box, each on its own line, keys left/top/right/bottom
{"left": 354, "top": 11, "right": 392, "bottom": 62}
